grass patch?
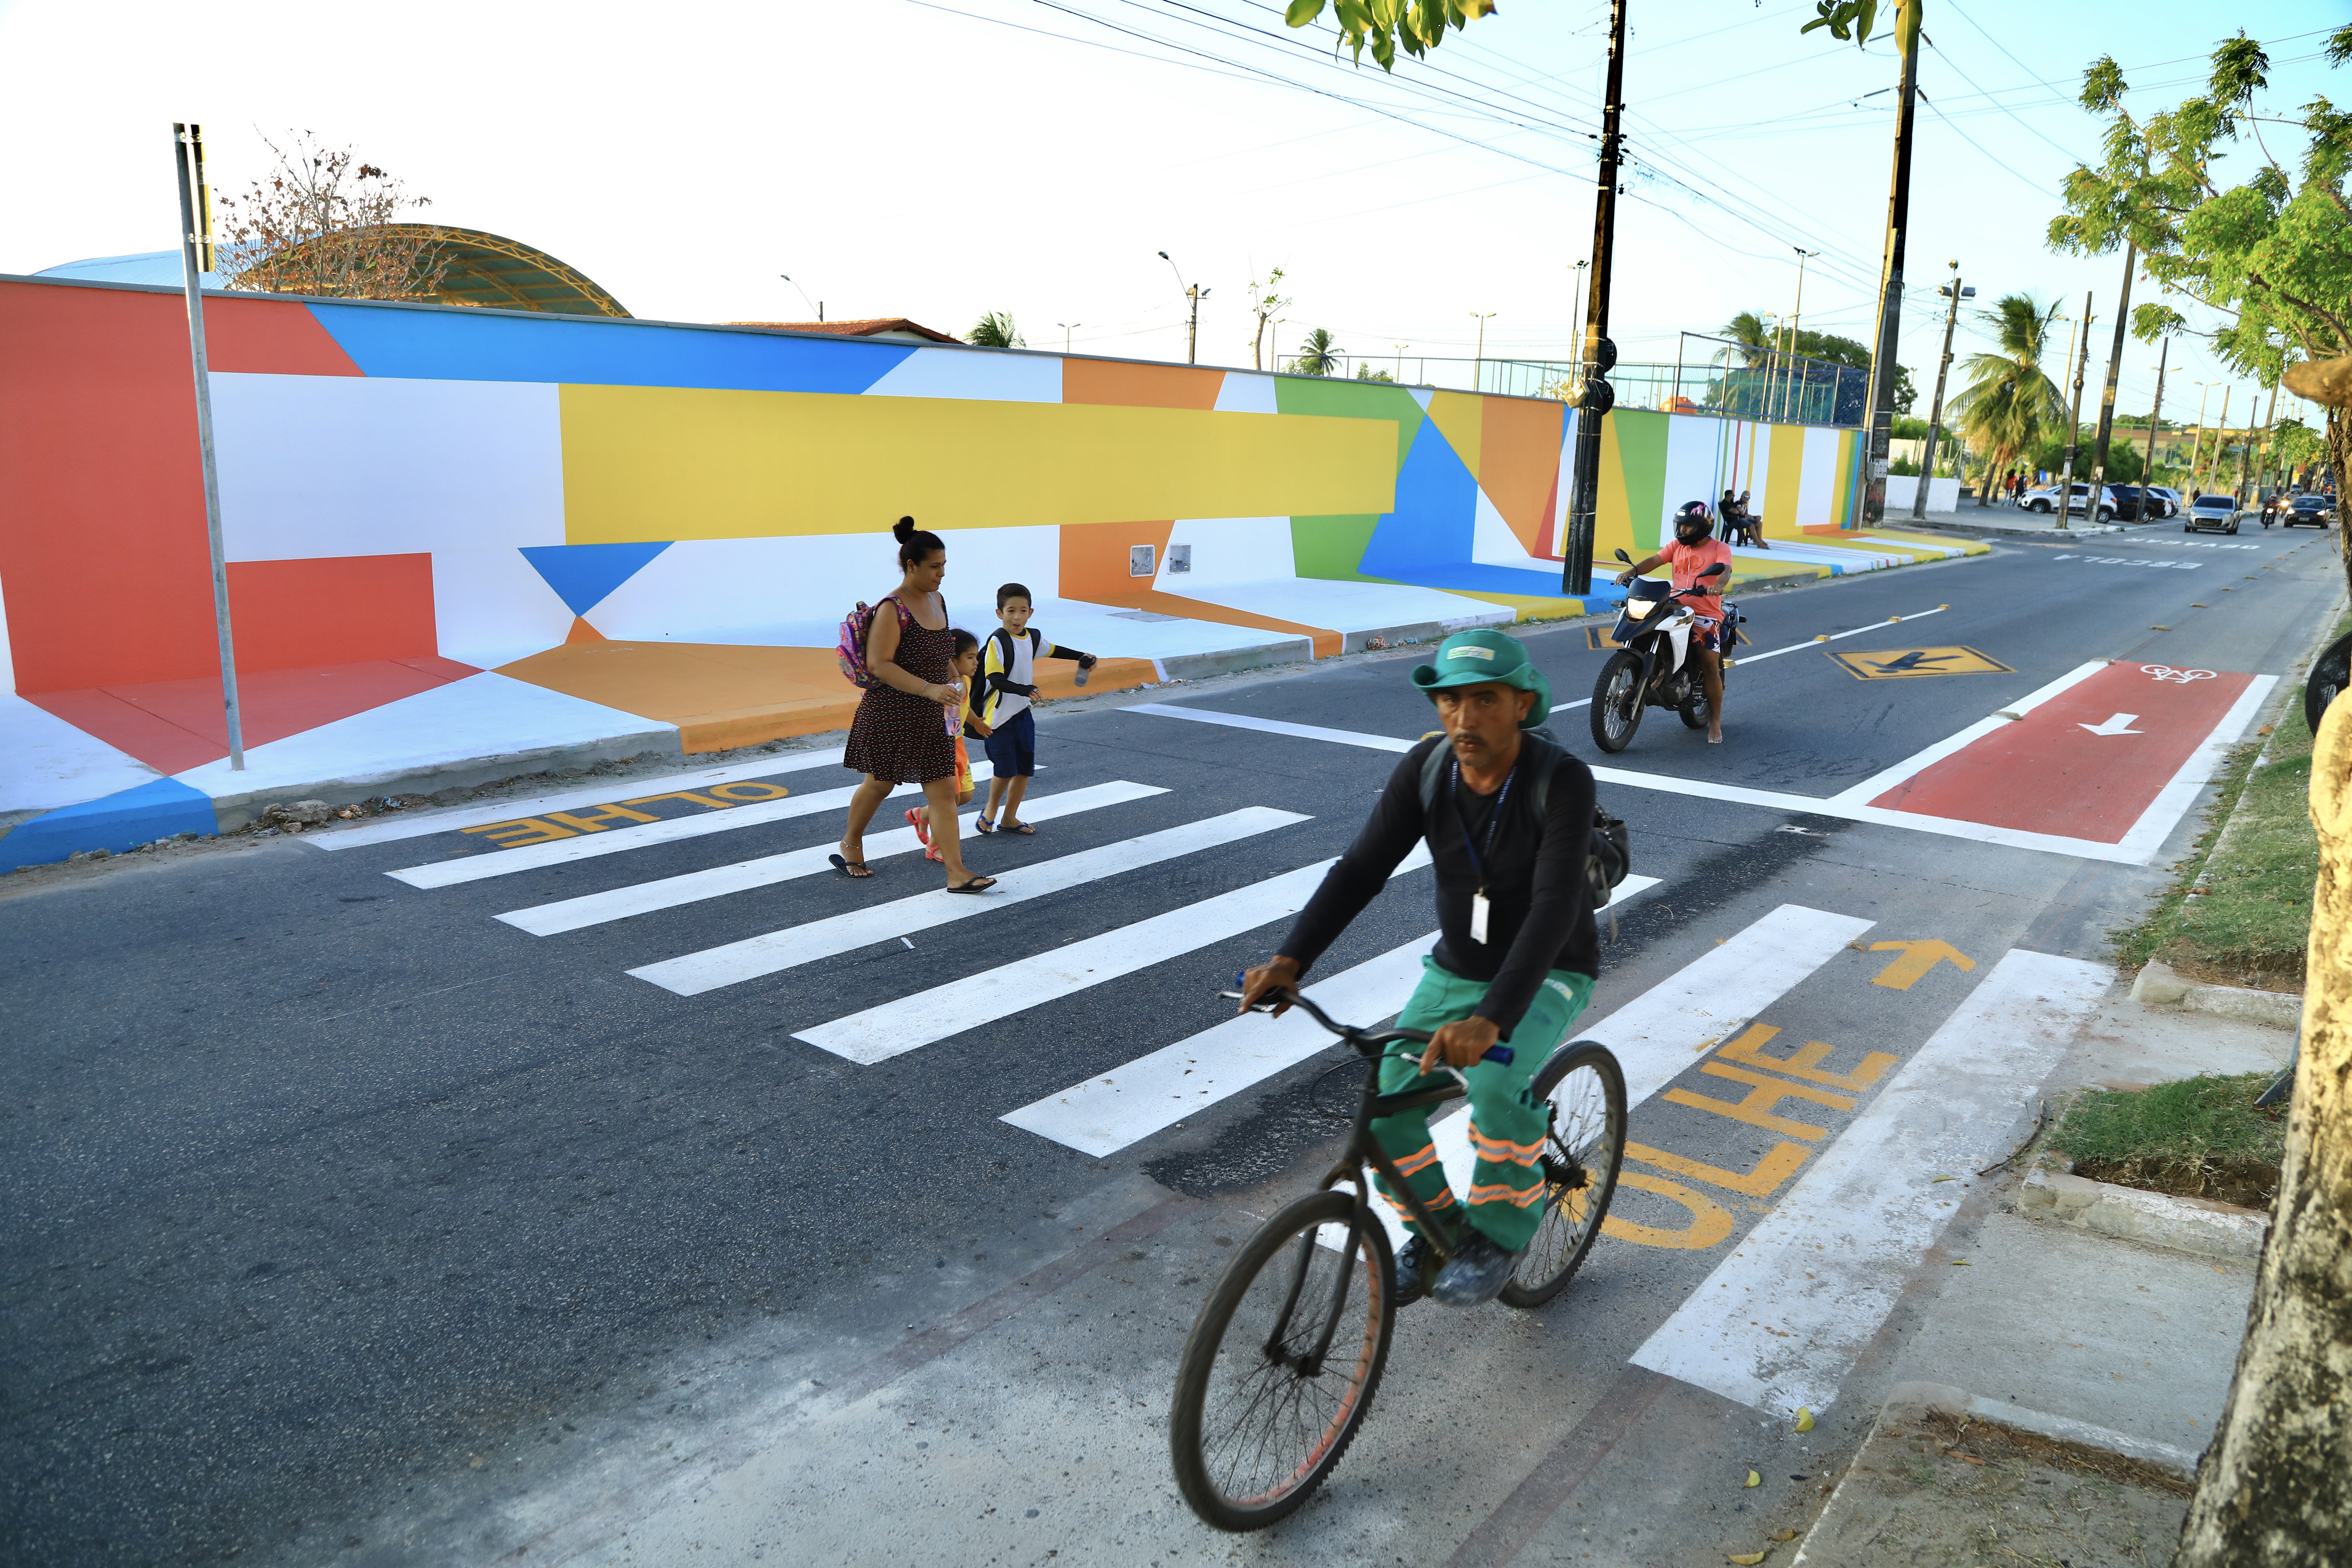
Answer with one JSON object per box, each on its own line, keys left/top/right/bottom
{"left": 2051, "top": 1072, "right": 2286, "bottom": 1208}
{"left": 2110, "top": 610, "right": 2347, "bottom": 990}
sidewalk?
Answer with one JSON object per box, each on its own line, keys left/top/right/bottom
{"left": 0, "top": 531, "right": 1984, "bottom": 870}
{"left": 1891, "top": 503, "right": 2137, "bottom": 541}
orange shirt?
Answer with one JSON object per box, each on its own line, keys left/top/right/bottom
{"left": 1660, "top": 537, "right": 1733, "bottom": 615}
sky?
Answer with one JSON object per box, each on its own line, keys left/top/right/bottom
{"left": 0, "top": 0, "right": 2341, "bottom": 437}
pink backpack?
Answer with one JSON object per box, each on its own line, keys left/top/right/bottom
{"left": 835, "top": 598, "right": 907, "bottom": 688}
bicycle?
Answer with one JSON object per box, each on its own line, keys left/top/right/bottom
{"left": 1167, "top": 985, "right": 1628, "bottom": 1531}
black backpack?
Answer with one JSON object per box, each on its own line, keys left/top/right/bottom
{"left": 1415, "top": 730, "right": 1631, "bottom": 911}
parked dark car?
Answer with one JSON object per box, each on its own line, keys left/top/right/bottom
{"left": 2107, "top": 485, "right": 2173, "bottom": 521}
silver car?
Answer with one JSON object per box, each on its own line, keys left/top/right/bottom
{"left": 2183, "top": 494, "right": 2240, "bottom": 535}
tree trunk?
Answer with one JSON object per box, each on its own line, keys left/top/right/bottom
{"left": 2174, "top": 695, "right": 2352, "bottom": 1564}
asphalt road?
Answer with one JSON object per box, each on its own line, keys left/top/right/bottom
{"left": 2, "top": 525, "right": 2341, "bottom": 1568}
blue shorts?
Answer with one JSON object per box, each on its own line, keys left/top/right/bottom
{"left": 983, "top": 707, "right": 1036, "bottom": 777}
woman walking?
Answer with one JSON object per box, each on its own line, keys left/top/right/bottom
{"left": 834, "top": 518, "right": 995, "bottom": 892}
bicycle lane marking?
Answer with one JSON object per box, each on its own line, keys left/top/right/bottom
{"left": 1627, "top": 947, "right": 2110, "bottom": 1417}
{"left": 998, "top": 874, "right": 1665, "bottom": 1156}
{"left": 1363, "top": 905, "right": 1877, "bottom": 1262}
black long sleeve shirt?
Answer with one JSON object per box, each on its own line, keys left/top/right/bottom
{"left": 1279, "top": 735, "right": 1601, "bottom": 1037}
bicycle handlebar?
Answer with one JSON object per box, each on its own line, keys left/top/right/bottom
{"left": 1223, "top": 977, "right": 1513, "bottom": 1065}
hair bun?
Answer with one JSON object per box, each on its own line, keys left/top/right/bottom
{"left": 893, "top": 516, "right": 917, "bottom": 542}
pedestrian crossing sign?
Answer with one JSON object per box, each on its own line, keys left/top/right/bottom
{"left": 1828, "top": 646, "right": 2014, "bottom": 680}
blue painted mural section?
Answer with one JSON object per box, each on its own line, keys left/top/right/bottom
{"left": 519, "top": 542, "right": 673, "bottom": 616}
{"left": 0, "top": 777, "right": 218, "bottom": 871}
{"left": 1357, "top": 424, "right": 1602, "bottom": 601}
{"left": 304, "top": 304, "right": 912, "bottom": 394}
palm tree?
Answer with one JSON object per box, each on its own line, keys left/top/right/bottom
{"left": 1289, "top": 327, "right": 1341, "bottom": 377}
{"left": 1718, "top": 310, "right": 1774, "bottom": 368}
{"left": 1949, "top": 293, "right": 2068, "bottom": 508}
{"left": 968, "top": 311, "right": 1024, "bottom": 349}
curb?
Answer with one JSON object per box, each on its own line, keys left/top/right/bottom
{"left": 2016, "top": 1166, "right": 2268, "bottom": 1261}
{"left": 1896, "top": 517, "right": 2125, "bottom": 541}
{"left": 2128, "top": 960, "right": 2304, "bottom": 1030}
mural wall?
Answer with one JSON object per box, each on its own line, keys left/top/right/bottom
{"left": 0, "top": 277, "right": 1877, "bottom": 813}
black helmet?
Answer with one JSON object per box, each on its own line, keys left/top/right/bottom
{"left": 1673, "top": 500, "right": 1713, "bottom": 543}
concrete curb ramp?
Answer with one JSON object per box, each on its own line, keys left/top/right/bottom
{"left": 2017, "top": 1166, "right": 2268, "bottom": 1261}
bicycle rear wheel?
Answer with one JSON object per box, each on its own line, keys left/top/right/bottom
{"left": 1169, "top": 1190, "right": 1394, "bottom": 1531}
{"left": 1499, "top": 1042, "right": 1627, "bottom": 1308}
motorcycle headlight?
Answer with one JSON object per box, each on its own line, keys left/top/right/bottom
{"left": 1624, "top": 598, "right": 1656, "bottom": 619}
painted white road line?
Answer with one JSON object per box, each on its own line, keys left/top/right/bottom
{"left": 1629, "top": 947, "right": 2112, "bottom": 1418}
{"left": 1824, "top": 661, "right": 2109, "bottom": 806}
{"left": 1550, "top": 609, "right": 1954, "bottom": 711}
{"left": 388, "top": 766, "right": 993, "bottom": 890}
{"left": 801, "top": 852, "right": 1397, "bottom": 1063}
{"left": 1367, "top": 902, "right": 1875, "bottom": 1260}
{"left": 628, "top": 807, "right": 1310, "bottom": 997}
{"left": 1004, "top": 871, "right": 1660, "bottom": 1157}
{"left": 1123, "top": 703, "right": 1416, "bottom": 752}
{"left": 497, "top": 782, "right": 1163, "bottom": 936}
{"left": 314, "top": 749, "right": 852, "bottom": 850}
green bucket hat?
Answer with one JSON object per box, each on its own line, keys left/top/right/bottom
{"left": 1409, "top": 628, "right": 1552, "bottom": 727}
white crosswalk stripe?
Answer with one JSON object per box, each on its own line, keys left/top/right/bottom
{"left": 802, "top": 844, "right": 1440, "bottom": 1065}
{"left": 626, "top": 807, "right": 1312, "bottom": 997}
{"left": 1003, "top": 872, "right": 1660, "bottom": 1155}
{"left": 387, "top": 767, "right": 989, "bottom": 889}
{"left": 496, "top": 782, "right": 1162, "bottom": 936}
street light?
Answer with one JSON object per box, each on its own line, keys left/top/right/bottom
{"left": 779, "top": 273, "right": 822, "bottom": 323}
{"left": 2185, "top": 381, "right": 2219, "bottom": 493}
{"left": 1568, "top": 260, "right": 1589, "bottom": 372}
{"left": 1913, "top": 261, "right": 1975, "bottom": 521}
{"left": 1057, "top": 322, "right": 1082, "bottom": 354}
{"left": 1158, "top": 251, "right": 1210, "bottom": 365}
{"left": 1470, "top": 311, "right": 1496, "bottom": 391}
{"left": 1781, "top": 247, "right": 1819, "bottom": 420}
{"left": 1394, "top": 342, "right": 1409, "bottom": 383}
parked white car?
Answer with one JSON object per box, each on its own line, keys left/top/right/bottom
{"left": 2019, "top": 482, "right": 2120, "bottom": 522}
{"left": 2145, "top": 485, "right": 2185, "bottom": 517}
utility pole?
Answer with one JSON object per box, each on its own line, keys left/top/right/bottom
{"left": 1912, "top": 261, "right": 1972, "bottom": 520}
{"left": 1782, "top": 247, "right": 1818, "bottom": 421}
{"left": 172, "top": 122, "right": 244, "bottom": 772}
{"left": 1860, "top": 2, "right": 1923, "bottom": 526}
{"left": 1560, "top": 0, "right": 1627, "bottom": 597}
{"left": 2088, "top": 240, "right": 2137, "bottom": 510}
{"left": 1157, "top": 252, "right": 1208, "bottom": 365}
{"left": 2203, "top": 386, "right": 2232, "bottom": 494}
{"left": 2138, "top": 339, "right": 2169, "bottom": 520}
{"left": 2054, "top": 291, "right": 2094, "bottom": 528}
{"left": 1470, "top": 312, "right": 1496, "bottom": 392}
{"left": 2254, "top": 378, "right": 2280, "bottom": 505}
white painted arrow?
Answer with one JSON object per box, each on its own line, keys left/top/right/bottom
{"left": 2079, "top": 713, "right": 2144, "bottom": 736}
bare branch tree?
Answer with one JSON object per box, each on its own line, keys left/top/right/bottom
{"left": 215, "top": 131, "right": 451, "bottom": 302}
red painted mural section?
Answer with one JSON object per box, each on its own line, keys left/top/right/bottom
{"left": 226, "top": 554, "right": 440, "bottom": 672}
{"left": 0, "top": 281, "right": 360, "bottom": 694}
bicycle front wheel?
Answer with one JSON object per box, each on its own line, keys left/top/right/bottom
{"left": 1169, "top": 1190, "right": 1395, "bottom": 1531}
{"left": 1499, "top": 1042, "right": 1627, "bottom": 1308}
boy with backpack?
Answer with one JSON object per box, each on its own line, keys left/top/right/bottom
{"left": 974, "top": 582, "right": 1096, "bottom": 834}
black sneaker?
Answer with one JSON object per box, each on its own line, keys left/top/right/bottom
{"left": 1392, "top": 1234, "right": 1437, "bottom": 1308}
{"left": 1432, "top": 1226, "right": 1520, "bottom": 1306}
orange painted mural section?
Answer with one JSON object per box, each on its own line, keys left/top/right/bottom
{"left": 1059, "top": 359, "right": 1225, "bottom": 411}
{"left": 1057, "top": 520, "right": 1341, "bottom": 657}
{"left": 0, "top": 282, "right": 362, "bottom": 694}
{"left": 1480, "top": 397, "right": 1567, "bottom": 554}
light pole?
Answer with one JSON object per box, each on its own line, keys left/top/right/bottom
{"left": 2137, "top": 340, "right": 2169, "bottom": 519}
{"left": 1470, "top": 312, "right": 1496, "bottom": 391}
{"left": 2053, "top": 290, "right": 2095, "bottom": 530}
{"left": 173, "top": 122, "right": 244, "bottom": 772}
{"left": 1912, "top": 261, "right": 1973, "bottom": 520}
{"left": 2185, "top": 381, "right": 2217, "bottom": 492}
{"left": 2205, "top": 386, "right": 2233, "bottom": 495}
{"left": 1056, "top": 322, "right": 1082, "bottom": 354}
{"left": 779, "top": 273, "right": 822, "bottom": 322}
{"left": 1782, "top": 246, "right": 1819, "bottom": 421}
{"left": 1158, "top": 251, "right": 1208, "bottom": 365}
{"left": 1394, "top": 342, "right": 1409, "bottom": 382}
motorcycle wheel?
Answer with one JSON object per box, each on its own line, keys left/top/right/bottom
{"left": 1590, "top": 651, "right": 1645, "bottom": 754}
{"left": 1679, "top": 687, "right": 1711, "bottom": 730}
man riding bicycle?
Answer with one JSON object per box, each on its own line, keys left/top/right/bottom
{"left": 1237, "top": 629, "right": 1599, "bottom": 1308}
{"left": 1616, "top": 499, "right": 1732, "bottom": 743}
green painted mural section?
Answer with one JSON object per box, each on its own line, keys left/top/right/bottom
{"left": 1613, "top": 409, "right": 1671, "bottom": 555}
{"left": 1289, "top": 514, "right": 1385, "bottom": 581}
{"left": 1272, "top": 377, "right": 1426, "bottom": 471}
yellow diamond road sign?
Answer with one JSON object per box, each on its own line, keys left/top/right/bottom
{"left": 1829, "top": 645, "right": 2014, "bottom": 680}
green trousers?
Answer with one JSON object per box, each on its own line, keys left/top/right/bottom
{"left": 1370, "top": 958, "right": 1595, "bottom": 1253}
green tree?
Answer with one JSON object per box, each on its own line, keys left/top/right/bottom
{"left": 1281, "top": 0, "right": 1496, "bottom": 73}
{"left": 1718, "top": 311, "right": 1775, "bottom": 368}
{"left": 967, "top": 311, "right": 1024, "bottom": 349}
{"left": 1245, "top": 269, "right": 1290, "bottom": 372}
{"left": 1948, "top": 293, "right": 2068, "bottom": 507}
{"left": 2053, "top": 26, "right": 2352, "bottom": 595}
{"left": 1353, "top": 363, "right": 1395, "bottom": 382}
{"left": 1290, "top": 327, "right": 1342, "bottom": 377}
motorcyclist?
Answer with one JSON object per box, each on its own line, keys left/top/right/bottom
{"left": 1614, "top": 502, "right": 1732, "bottom": 744}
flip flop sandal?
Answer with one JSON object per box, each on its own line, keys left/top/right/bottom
{"left": 1000, "top": 820, "right": 1037, "bottom": 835}
{"left": 827, "top": 852, "right": 874, "bottom": 879}
{"left": 975, "top": 815, "right": 996, "bottom": 834}
{"left": 945, "top": 876, "right": 996, "bottom": 894}
{"left": 905, "top": 807, "right": 932, "bottom": 847}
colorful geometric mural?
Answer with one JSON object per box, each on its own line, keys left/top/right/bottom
{"left": 2, "top": 275, "right": 1954, "bottom": 866}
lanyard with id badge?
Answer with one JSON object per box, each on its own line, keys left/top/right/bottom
{"left": 1451, "top": 758, "right": 1516, "bottom": 944}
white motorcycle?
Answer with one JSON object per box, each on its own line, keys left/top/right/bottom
{"left": 1589, "top": 549, "right": 1734, "bottom": 754}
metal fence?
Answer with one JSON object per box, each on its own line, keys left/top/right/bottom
{"left": 1302, "top": 350, "right": 1868, "bottom": 429}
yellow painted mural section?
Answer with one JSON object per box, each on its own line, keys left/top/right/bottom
{"left": 1591, "top": 415, "right": 1639, "bottom": 564}
{"left": 1423, "top": 392, "right": 1484, "bottom": 479}
{"left": 558, "top": 385, "right": 1399, "bottom": 544}
{"left": 1765, "top": 422, "right": 1807, "bottom": 536}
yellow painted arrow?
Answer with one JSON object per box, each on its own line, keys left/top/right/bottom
{"left": 1869, "top": 939, "right": 1975, "bottom": 990}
